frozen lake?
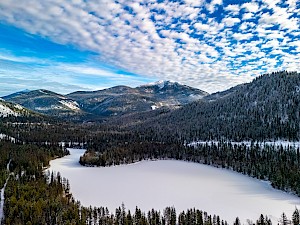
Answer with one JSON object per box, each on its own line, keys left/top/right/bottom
{"left": 47, "top": 148, "right": 300, "bottom": 224}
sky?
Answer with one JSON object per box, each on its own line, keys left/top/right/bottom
{"left": 0, "top": 0, "right": 299, "bottom": 96}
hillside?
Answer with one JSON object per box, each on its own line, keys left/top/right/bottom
{"left": 67, "top": 81, "right": 208, "bottom": 118}
{"left": 3, "top": 89, "right": 84, "bottom": 118}
{"left": 135, "top": 71, "right": 300, "bottom": 141}
{"left": 0, "top": 99, "right": 33, "bottom": 118}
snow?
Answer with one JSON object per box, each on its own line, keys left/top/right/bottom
{"left": 47, "top": 149, "right": 300, "bottom": 224}
{"left": 151, "top": 105, "right": 158, "bottom": 110}
{"left": 140, "top": 80, "right": 178, "bottom": 89}
{"left": 38, "top": 90, "right": 48, "bottom": 94}
{"left": 0, "top": 160, "right": 11, "bottom": 222}
{"left": 14, "top": 104, "right": 23, "bottom": 110}
{"left": 188, "top": 140, "right": 300, "bottom": 149}
{"left": 189, "top": 94, "right": 204, "bottom": 100}
{"left": 0, "top": 134, "right": 16, "bottom": 143}
{"left": 0, "top": 104, "right": 18, "bottom": 117}
{"left": 59, "top": 100, "right": 80, "bottom": 111}
{"left": 35, "top": 106, "right": 53, "bottom": 111}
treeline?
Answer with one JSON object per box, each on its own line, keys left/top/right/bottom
{"left": 80, "top": 141, "right": 182, "bottom": 167}
{"left": 0, "top": 141, "right": 66, "bottom": 188}
{"left": 81, "top": 141, "right": 300, "bottom": 196}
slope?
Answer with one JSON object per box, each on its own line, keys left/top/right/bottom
{"left": 136, "top": 71, "right": 300, "bottom": 141}
{"left": 3, "top": 89, "right": 84, "bottom": 118}
{"left": 68, "top": 81, "right": 208, "bottom": 118}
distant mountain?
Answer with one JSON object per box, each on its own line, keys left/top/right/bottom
{"left": 2, "top": 81, "right": 208, "bottom": 120}
{"left": 67, "top": 81, "right": 208, "bottom": 118}
{"left": 135, "top": 71, "right": 300, "bottom": 141}
{"left": 3, "top": 89, "right": 31, "bottom": 99}
{"left": 2, "top": 89, "right": 84, "bottom": 118}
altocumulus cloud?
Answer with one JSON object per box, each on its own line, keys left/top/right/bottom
{"left": 0, "top": 0, "right": 299, "bottom": 93}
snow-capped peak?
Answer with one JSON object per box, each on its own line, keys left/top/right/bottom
{"left": 140, "top": 80, "right": 178, "bottom": 89}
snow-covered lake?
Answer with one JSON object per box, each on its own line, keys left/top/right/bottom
{"left": 47, "top": 148, "right": 300, "bottom": 224}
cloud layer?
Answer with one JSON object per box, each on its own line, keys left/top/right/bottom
{"left": 0, "top": 0, "right": 299, "bottom": 93}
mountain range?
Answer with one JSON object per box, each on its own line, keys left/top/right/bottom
{"left": 2, "top": 81, "right": 208, "bottom": 120}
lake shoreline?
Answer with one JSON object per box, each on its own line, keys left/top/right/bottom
{"left": 47, "top": 148, "right": 300, "bottom": 224}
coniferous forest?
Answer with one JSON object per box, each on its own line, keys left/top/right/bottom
{"left": 1, "top": 72, "right": 300, "bottom": 224}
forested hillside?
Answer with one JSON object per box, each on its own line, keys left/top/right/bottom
{"left": 135, "top": 71, "right": 300, "bottom": 142}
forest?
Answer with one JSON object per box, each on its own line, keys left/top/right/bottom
{"left": 133, "top": 71, "right": 300, "bottom": 142}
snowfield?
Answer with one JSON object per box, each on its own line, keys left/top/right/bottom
{"left": 47, "top": 149, "right": 300, "bottom": 224}
{"left": 59, "top": 100, "right": 80, "bottom": 111}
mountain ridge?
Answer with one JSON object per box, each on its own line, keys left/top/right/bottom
{"left": 3, "top": 81, "right": 208, "bottom": 120}
{"left": 134, "top": 71, "right": 300, "bottom": 141}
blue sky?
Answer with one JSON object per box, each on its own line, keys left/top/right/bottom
{"left": 0, "top": 0, "right": 299, "bottom": 96}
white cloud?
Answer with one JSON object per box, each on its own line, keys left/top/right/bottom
{"left": 0, "top": 0, "right": 299, "bottom": 94}
{"left": 224, "top": 4, "right": 240, "bottom": 15}
{"left": 222, "top": 17, "right": 241, "bottom": 27}
{"left": 206, "top": 0, "right": 223, "bottom": 14}
{"left": 0, "top": 53, "right": 41, "bottom": 63}
{"left": 242, "top": 2, "right": 259, "bottom": 13}
{"left": 232, "top": 33, "right": 253, "bottom": 41}
{"left": 194, "top": 23, "right": 210, "bottom": 31}
{"left": 243, "top": 12, "right": 254, "bottom": 20}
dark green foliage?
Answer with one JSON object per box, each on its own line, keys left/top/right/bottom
{"left": 137, "top": 71, "right": 300, "bottom": 141}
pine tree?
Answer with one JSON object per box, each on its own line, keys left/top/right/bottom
{"left": 234, "top": 217, "right": 241, "bottom": 225}
{"left": 257, "top": 214, "right": 265, "bottom": 225}
{"left": 280, "top": 213, "right": 290, "bottom": 225}
{"left": 292, "top": 208, "right": 300, "bottom": 225}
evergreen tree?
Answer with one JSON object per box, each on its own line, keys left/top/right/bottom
{"left": 292, "top": 208, "right": 299, "bottom": 225}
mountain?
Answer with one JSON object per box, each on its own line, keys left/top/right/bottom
{"left": 2, "top": 81, "right": 207, "bottom": 120}
{"left": 135, "top": 71, "right": 300, "bottom": 141}
{"left": 2, "top": 89, "right": 84, "bottom": 118}
{"left": 67, "top": 81, "right": 208, "bottom": 118}
{"left": 137, "top": 80, "right": 208, "bottom": 106}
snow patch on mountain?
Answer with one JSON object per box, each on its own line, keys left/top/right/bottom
{"left": 38, "top": 90, "right": 48, "bottom": 95}
{"left": 59, "top": 100, "right": 80, "bottom": 111}
{"left": 14, "top": 104, "right": 23, "bottom": 110}
{"left": 151, "top": 105, "right": 158, "bottom": 110}
{"left": 140, "top": 80, "right": 177, "bottom": 89}
{"left": 189, "top": 94, "right": 204, "bottom": 101}
{"left": 0, "top": 103, "right": 18, "bottom": 117}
